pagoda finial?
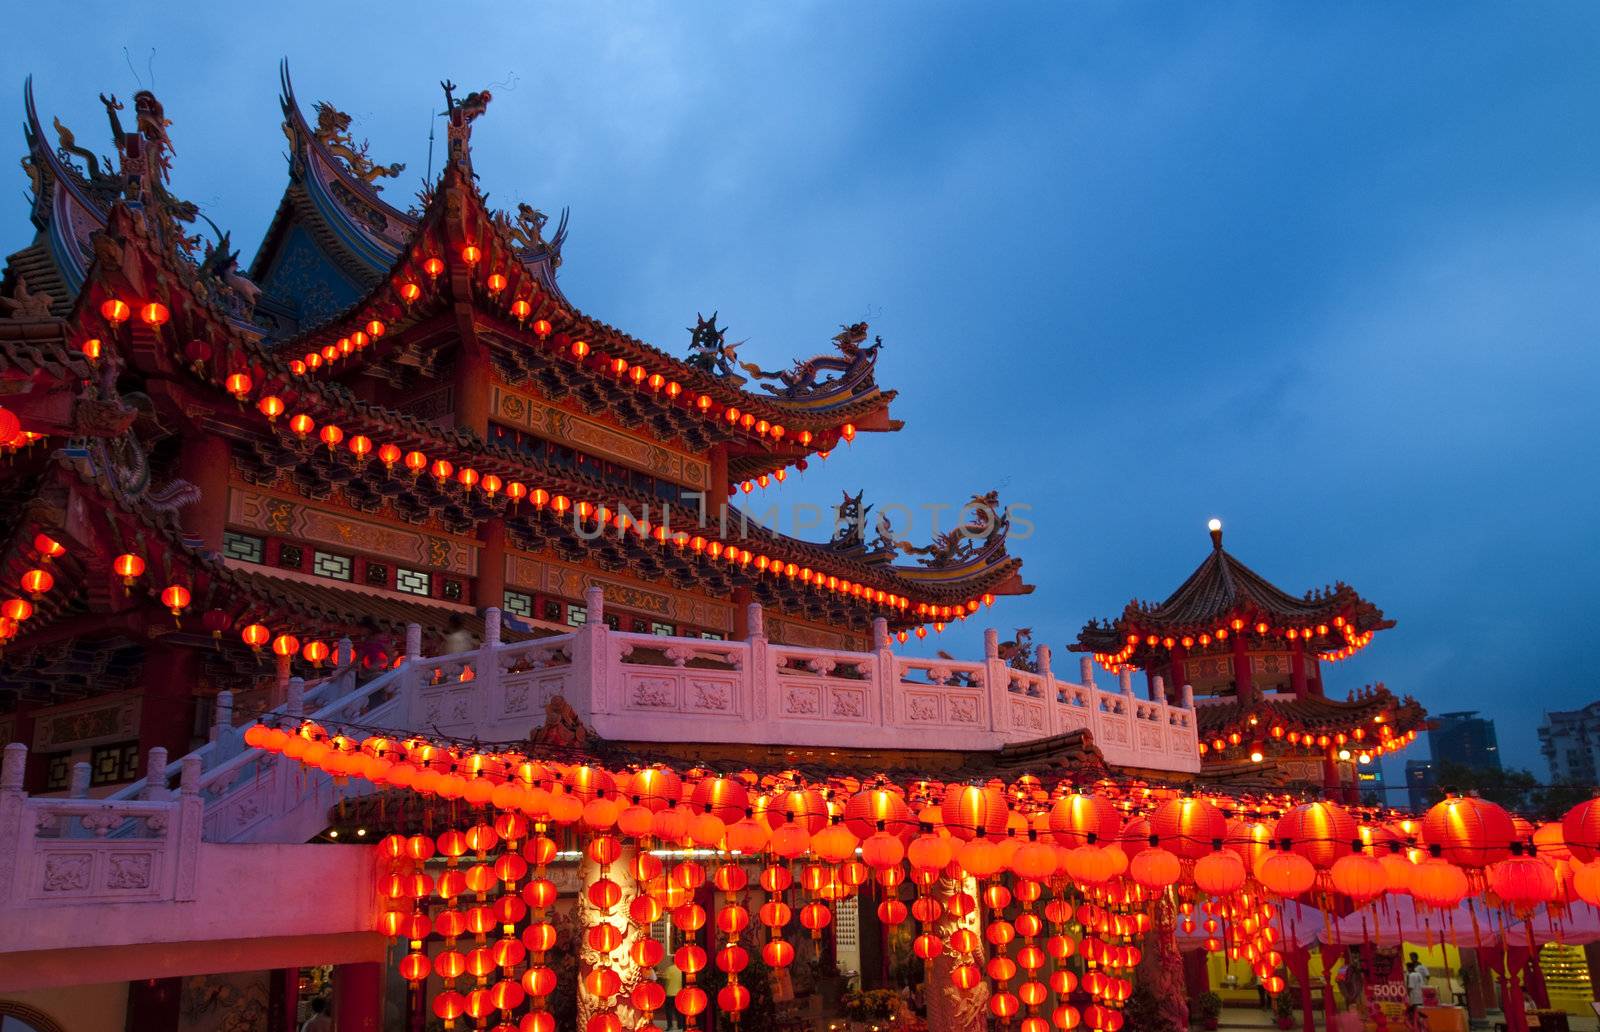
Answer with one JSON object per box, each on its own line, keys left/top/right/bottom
{"left": 439, "top": 79, "right": 492, "bottom": 178}
{"left": 1208, "top": 517, "right": 1223, "bottom": 550}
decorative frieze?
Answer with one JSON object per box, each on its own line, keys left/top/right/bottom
{"left": 229, "top": 487, "right": 476, "bottom": 574}
{"left": 766, "top": 616, "right": 861, "bottom": 652}
{"left": 507, "top": 553, "right": 733, "bottom": 633}
{"left": 492, "top": 385, "right": 710, "bottom": 490}
{"left": 32, "top": 692, "right": 139, "bottom": 751}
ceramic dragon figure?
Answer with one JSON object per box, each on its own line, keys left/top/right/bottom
{"left": 740, "top": 321, "right": 882, "bottom": 398}
{"left": 311, "top": 102, "right": 405, "bottom": 188}
{"left": 897, "top": 490, "right": 1007, "bottom": 568}
{"left": 440, "top": 80, "right": 491, "bottom": 176}
{"left": 684, "top": 312, "right": 746, "bottom": 380}
{"left": 99, "top": 90, "right": 199, "bottom": 256}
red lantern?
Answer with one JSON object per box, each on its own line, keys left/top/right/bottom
{"left": 1150, "top": 797, "right": 1226, "bottom": 860}
{"left": 1050, "top": 793, "right": 1122, "bottom": 847}
{"left": 160, "top": 584, "right": 191, "bottom": 615}
{"left": 1423, "top": 795, "right": 1515, "bottom": 867}
{"left": 1276, "top": 801, "right": 1358, "bottom": 869}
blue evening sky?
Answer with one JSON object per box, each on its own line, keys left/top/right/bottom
{"left": 6, "top": 3, "right": 1599, "bottom": 795}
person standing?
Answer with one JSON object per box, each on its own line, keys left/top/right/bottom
{"left": 299, "top": 997, "right": 333, "bottom": 1032}
{"left": 442, "top": 613, "right": 476, "bottom": 654}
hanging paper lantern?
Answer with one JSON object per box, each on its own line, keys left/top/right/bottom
{"left": 1488, "top": 856, "right": 1557, "bottom": 911}
{"left": 1150, "top": 797, "right": 1226, "bottom": 860}
{"left": 1329, "top": 853, "right": 1387, "bottom": 903}
{"left": 1049, "top": 793, "right": 1122, "bottom": 847}
{"left": 1254, "top": 852, "right": 1316, "bottom": 897}
{"left": 1193, "top": 850, "right": 1247, "bottom": 896}
{"left": 1129, "top": 847, "right": 1181, "bottom": 889}
{"left": 941, "top": 783, "right": 1009, "bottom": 841}
{"left": 1423, "top": 795, "right": 1515, "bottom": 867}
{"left": 1276, "top": 801, "right": 1358, "bottom": 869}
{"left": 1562, "top": 798, "right": 1600, "bottom": 863}
{"left": 843, "top": 787, "right": 915, "bottom": 841}
{"left": 1410, "top": 857, "right": 1469, "bottom": 908}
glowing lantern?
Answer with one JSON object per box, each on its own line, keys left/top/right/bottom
{"left": 113, "top": 553, "right": 146, "bottom": 586}
{"left": 511, "top": 299, "right": 531, "bottom": 320}
{"left": 302, "top": 640, "right": 330, "bottom": 667}
{"left": 423, "top": 257, "right": 445, "bottom": 278}
{"left": 33, "top": 535, "right": 65, "bottom": 561}
{"left": 1050, "top": 793, "right": 1122, "bottom": 847}
{"left": 461, "top": 245, "right": 481, "bottom": 265}
{"left": 348, "top": 435, "right": 372, "bottom": 460}
{"left": 225, "top": 373, "right": 253, "bottom": 399}
{"left": 271, "top": 634, "right": 300, "bottom": 658}
{"left": 1255, "top": 852, "right": 1316, "bottom": 897}
{"left": 399, "top": 282, "right": 421, "bottom": 302}
{"left": 257, "top": 395, "right": 284, "bottom": 420}
{"left": 1423, "top": 795, "right": 1515, "bottom": 868}
{"left": 288, "top": 414, "right": 315, "bottom": 438}
{"left": 404, "top": 450, "right": 428, "bottom": 476}
{"left": 1410, "top": 857, "right": 1469, "bottom": 908}
{"left": 570, "top": 339, "right": 590, "bottom": 359}
{"left": 20, "top": 569, "right": 53, "bottom": 597}
{"left": 487, "top": 272, "right": 507, "bottom": 293}
{"left": 319, "top": 424, "right": 344, "bottom": 451}
{"left": 1276, "top": 801, "right": 1358, "bottom": 869}
{"left": 241, "top": 624, "right": 270, "bottom": 651}
{"left": 100, "top": 298, "right": 131, "bottom": 325}
{"left": 1150, "top": 797, "right": 1226, "bottom": 860}
{"left": 139, "top": 302, "right": 170, "bottom": 328}
{"left": 160, "top": 584, "right": 191, "bottom": 616}
{"left": 1562, "top": 799, "right": 1600, "bottom": 863}
{"left": 1489, "top": 857, "right": 1557, "bottom": 911}
{"left": 1329, "top": 853, "right": 1387, "bottom": 903}
{"left": 532, "top": 318, "right": 552, "bottom": 340}
{"left": 1129, "top": 847, "right": 1181, "bottom": 888}
{"left": 941, "top": 784, "right": 1009, "bottom": 841}
{"left": 2, "top": 599, "right": 33, "bottom": 622}
{"left": 81, "top": 338, "right": 103, "bottom": 361}
{"left": 431, "top": 459, "right": 454, "bottom": 483}
{"left": 1193, "top": 851, "right": 1247, "bottom": 895}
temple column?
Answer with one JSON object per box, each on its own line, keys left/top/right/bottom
{"left": 1169, "top": 645, "right": 1188, "bottom": 704}
{"left": 707, "top": 444, "right": 730, "bottom": 525}
{"left": 332, "top": 961, "right": 382, "bottom": 1032}
{"left": 1290, "top": 639, "right": 1308, "bottom": 699}
{"left": 267, "top": 968, "right": 299, "bottom": 1032}
{"left": 1232, "top": 631, "right": 1254, "bottom": 705}
{"left": 178, "top": 432, "right": 231, "bottom": 554}
{"left": 125, "top": 976, "right": 182, "bottom": 1032}
{"left": 731, "top": 586, "right": 753, "bottom": 640}
{"left": 453, "top": 337, "right": 492, "bottom": 438}
{"left": 477, "top": 518, "right": 506, "bottom": 610}
{"left": 139, "top": 642, "right": 198, "bottom": 777}
{"left": 577, "top": 845, "right": 643, "bottom": 1030}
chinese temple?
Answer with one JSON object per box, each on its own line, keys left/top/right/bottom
{"left": 1072, "top": 519, "right": 1428, "bottom": 797}
{"left": 1, "top": 67, "right": 1596, "bottom": 1032}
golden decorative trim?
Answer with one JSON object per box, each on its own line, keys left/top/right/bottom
{"left": 492, "top": 385, "right": 710, "bottom": 489}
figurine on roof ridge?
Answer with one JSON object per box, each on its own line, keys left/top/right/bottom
{"left": 740, "top": 321, "right": 883, "bottom": 398}
{"left": 440, "top": 80, "right": 491, "bottom": 177}
{"left": 684, "top": 312, "right": 746, "bottom": 381}
{"left": 312, "top": 102, "right": 405, "bottom": 188}
{"left": 897, "top": 489, "right": 1008, "bottom": 568}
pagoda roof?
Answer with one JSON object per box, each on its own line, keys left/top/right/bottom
{"left": 1073, "top": 523, "right": 1392, "bottom": 666}
{"left": 1, "top": 78, "right": 1030, "bottom": 639}
{"left": 1193, "top": 683, "right": 1428, "bottom": 769}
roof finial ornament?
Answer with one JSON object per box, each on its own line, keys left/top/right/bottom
{"left": 439, "top": 80, "right": 491, "bottom": 179}
{"left": 1208, "top": 517, "right": 1223, "bottom": 551}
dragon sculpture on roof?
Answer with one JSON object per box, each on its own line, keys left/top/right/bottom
{"left": 740, "top": 321, "right": 883, "bottom": 398}
{"left": 897, "top": 490, "right": 1008, "bottom": 568}
{"left": 440, "top": 80, "right": 491, "bottom": 177}
{"left": 311, "top": 102, "right": 405, "bottom": 188}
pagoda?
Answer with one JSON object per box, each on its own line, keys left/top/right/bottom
{"left": 1072, "top": 519, "right": 1427, "bottom": 797}
{"left": 0, "top": 68, "right": 1030, "bottom": 792}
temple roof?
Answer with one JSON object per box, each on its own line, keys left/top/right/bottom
{"left": 0, "top": 76, "right": 1031, "bottom": 655}
{"left": 1193, "top": 683, "right": 1428, "bottom": 769}
{"left": 1073, "top": 522, "right": 1392, "bottom": 666}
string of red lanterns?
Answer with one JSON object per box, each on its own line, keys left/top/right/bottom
{"left": 247, "top": 723, "right": 1600, "bottom": 1032}
{"left": 1094, "top": 615, "right": 1377, "bottom": 673}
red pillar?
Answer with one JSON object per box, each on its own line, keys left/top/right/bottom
{"left": 1232, "top": 631, "right": 1254, "bottom": 705}
{"left": 333, "top": 961, "right": 383, "bottom": 1032}
{"left": 731, "top": 586, "right": 752, "bottom": 640}
{"left": 138, "top": 642, "right": 198, "bottom": 775}
{"left": 126, "top": 976, "right": 183, "bottom": 1032}
{"left": 1169, "top": 644, "right": 1188, "bottom": 702}
{"left": 267, "top": 968, "right": 300, "bottom": 1032}
{"left": 178, "top": 432, "right": 231, "bottom": 554}
{"left": 453, "top": 337, "right": 492, "bottom": 438}
{"left": 1290, "top": 639, "right": 1308, "bottom": 699}
{"left": 477, "top": 517, "right": 506, "bottom": 610}
{"left": 707, "top": 444, "right": 729, "bottom": 526}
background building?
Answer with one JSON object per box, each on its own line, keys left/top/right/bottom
{"left": 1539, "top": 700, "right": 1600, "bottom": 784}
{"left": 1428, "top": 711, "right": 1501, "bottom": 770}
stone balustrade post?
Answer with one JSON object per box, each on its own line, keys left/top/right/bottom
{"left": 175, "top": 755, "right": 203, "bottom": 901}
{"left": 336, "top": 637, "right": 353, "bottom": 669}
{"left": 286, "top": 677, "right": 305, "bottom": 719}
{"left": 476, "top": 607, "right": 502, "bottom": 725}
{"left": 575, "top": 587, "right": 608, "bottom": 719}
{"left": 273, "top": 651, "right": 292, "bottom": 707}
{"left": 984, "top": 628, "right": 1011, "bottom": 735}
{"left": 405, "top": 623, "right": 423, "bottom": 661}
{"left": 0, "top": 743, "right": 28, "bottom": 907}
{"left": 142, "top": 746, "right": 169, "bottom": 801}
{"left": 69, "top": 762, "right": 91, "bottom": 799}
{"left": 749, "top": 604, "right": 771, "bottom": 723}
{"left": 1151, "top": 674, "right": 1166, "bottom": 704}
{"left": 1118, "top": 668, "right": 1133, "bottom": 695}
{"left": 870, "top": 617, "right": 895, "bottom": 726}
{"left": 210, "top": 690, "right": 233, "bottom": 743}
{"left": 1080, "top": 656, "right": 1095, "bottom": 689}
{"left": 1182, "top": 683, "right": 1195, "bottom": 709}
{"left": 1037, "top": 643, "right": 1061, "bottom": 735}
